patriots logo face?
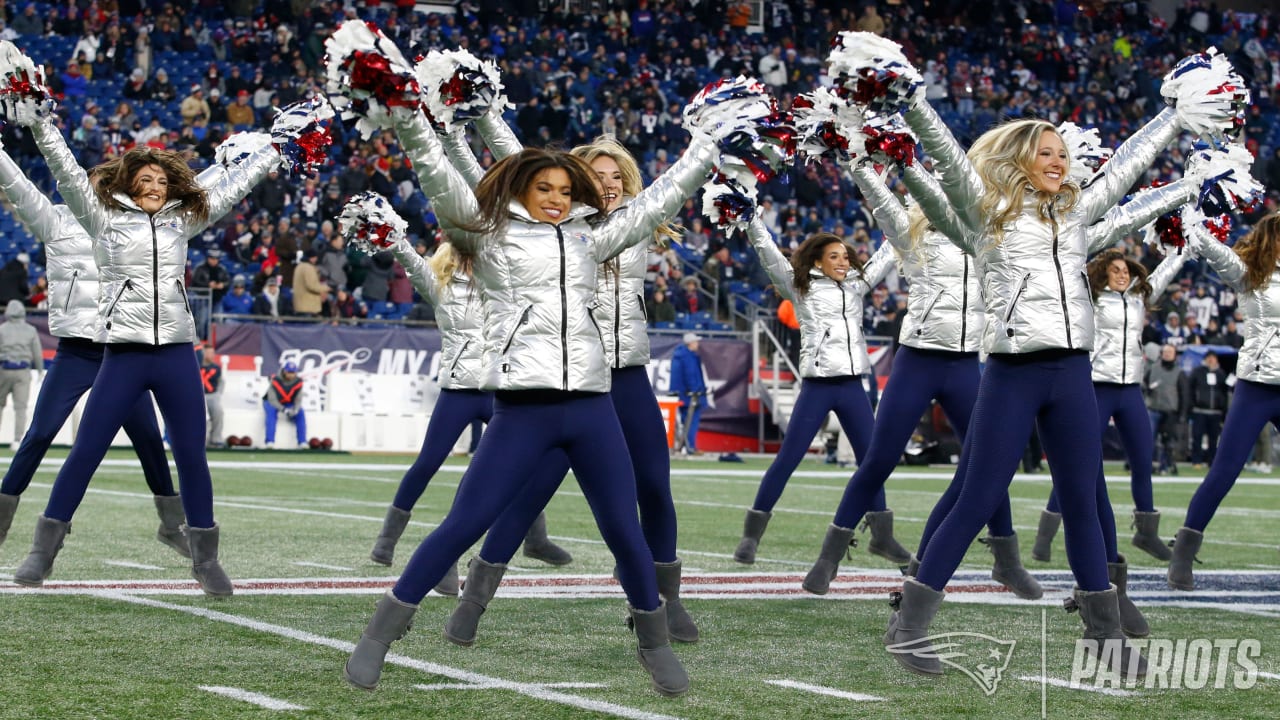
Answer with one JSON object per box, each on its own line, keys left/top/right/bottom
{"left": 575, "top": 232, "right": 589, "bottom": 245}
{"left": 886, "top": 632, "right": 1016, "bottom": 695}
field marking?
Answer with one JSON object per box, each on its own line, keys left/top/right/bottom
{"left": 1258, "top": 671, "right": 1280, "bottom": 681}
{"left": 415, "top": 682, "right": 609, "bottom": 691}
{"left": 104, "top": 560, "right": 163, "bottom": 570}
{"left": 1017, "top": 675, "right": 1137, "bottom": 696}
{"left": 100, "top": 592, "right": 683, "bottom": 720}
{"left": 764, "top": 678, "right": 885, "bottom": 701}
{"left": 293, "top": 562, "right": 354, "bottom": 571}
{"left": 198, "top": 686, "right": 307, "bottom": 710}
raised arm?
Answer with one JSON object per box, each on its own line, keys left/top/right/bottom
{"left": 29, "top": 120, "right": 109, "bottom": 237}
{"left": 0, "top": 144, "right": 61, "bottom": 243}
{"left": 392, "top": 107, "right": 486, "bottom": 251}
{"left": 856, "top": 239, "right": 897, "bottom": 292}
{"left": 1186, "top": 216, "right": 1246, "bottom": 291}
{"left": 1077, "top": 107, "right": 1180, "bottom": 224}
{"left": 848, "top": 163, "right": 909, "bottom": 253}
{"left": 903, "top": 99, "right": 986, "bottom": 233}
{"left": 1085, "top": 180, "right": 1195, "bottom": 255}
{"left": 439, "top": 126, "right": 485, "bottom": 187}
{"left": 192, "top": 133, "right": 282, "bottom": 235}
{"left": 385, "top": 237, "right": 443, "bottom": 305}
{"left": 1147, "top": 247, "right": 1193, "bottom": 300}
{"left": 898, "top": 160, "right": 981, "bottom": 255}
{"left": 474, "top": 110, "right": 524, "bottom": 163}
{"left": 744, "top": 217, "right": 795, "bottom": 300}
{"left": 591, "top": 139, "right": 716, "bottom": 262}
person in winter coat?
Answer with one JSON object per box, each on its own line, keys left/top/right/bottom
{"left": 290, "top": 249, "right": 329, "bottom": 316}
{"left": 0, "top": 299, "right": 42, "bottom": 448}
{"left": 1187, "top": 349, "right": 1230, "bottom": 467}
{"left": 262, "top": 360, "right": 305, "bottom": 448}
{"left": 668, "top": 332, "right": 707, "bottom": 454}
{"left": 1145, "top": 343, "right": 1190, "bottom": 474}
{"left": 199, "top": 344, "right": 225, "bottom": 448}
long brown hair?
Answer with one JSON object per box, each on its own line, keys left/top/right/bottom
{"left": 570, "top": 136, "right": 681, "bottom": 248}
{"left": 791, "top": 232, "right": 865, "bottom": 297}
{"left": 1086, "top": 248, "right": 1151, "bottom": 304}
{"left": 466, "top": 148, "right": 604, "bottom": 237}
{"left": 92, "top": 146, "right": 209, "bottom": 224}
{"left": 969, "top": 119, "right": 1080, "bottom": 245}
{"left": 1235, "top": 213, "right": 1280, "bottom": 293}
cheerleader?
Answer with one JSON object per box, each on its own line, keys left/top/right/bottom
{"left": 1170, "top": 210, "right": 1280, "bottom": 591}
{"left": 0, "top": 143, "right": 183, "bottom": 558}
{"left": 732, "top": 218, "right": 907, "bottom": 566}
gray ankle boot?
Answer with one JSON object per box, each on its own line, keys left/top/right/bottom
{"left": 802, "top": 524, "right": 855, "bottom": 595}
{"left": 0, "top": 492, "right": 17, "bottom": 548}
{"left": 883, "top": 578, "right": 946, "bottom": 675}
{"left": 1167, "top": 527, "right": 1204, "bottom": 591}
{"left": 370, "top": 506, "right": 411, "bottom": 566}
{"left": 433, "top": 562, "right": 460, "bottom": 596}
{"left": 655, "top": 559, "right": 699, "bottom": 643}
{"left": 13, "top": 514, "right": 70, "bottom": 587}
{"left": 153, "top": 495, "right": 190, "bottom": 559}
{"left": 1067, "top": 585, "right": 1148, "bottom": 679}
{"left": 521, "top": 512, "right": 572, "bottom": 566}
{"left": 629, "top": 602, "right": 690, "bottom": 696}
{"left": 904, "top": 554, "right": 920, "bottom": 577}
{"left": 983, "top": 534, "right": 1043, "bottom": 600}
{"left": 344, "top": 591, "right": 418, "bottom": 690}
{"left": 733, "top": 509, "right": 771, "bottom": 564}
{"left": 1131, "top": 510, "right": 1172, "bottom": 561}
{"left": 187, "top": 524, "right": 234, "bottom": 597}
{"left": 443, "top": 557, "right": 507, "bottom": 646}
{"left": 1108, "top": 554, "right": 1149, "bottom": 638}
{"left": 1032, "top": 510, "right": 1061, "bottom": 562}
{"left": 863, "top": 510, "right": 912, "bottom": 564}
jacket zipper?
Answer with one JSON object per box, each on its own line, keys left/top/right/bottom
{"left": 556, "top": 224, "right": 569, "bottom": 389}
{"left": 1004, "top": 273, "right": 1031, "bottom": 331}
{"left": 612, "top": 263, "right": 622, "bottom": 369}
{"left": 1049, "top": 210, "right": 1072, "bottom": 348}
{"left": 1120, "top": 292, "right": 1129, "bottom": 379}
{"left": 151, "top": 219, "right": 160, "bottom": 345}
{"left": 448, "top": 339, "right": 469, "bottom": 378}
{"left": 1256, "top": 328, "right": 1279, "bottom": 372}
{"left": 841, "top": 284, "right": 854, "bottom": 370}
{"left": 501, "top": 305, "right": 533, "bottom": 357}
{"left": 106, "top": 279, "right": 132, "bottom": 327}
{"left": 587, "top": 306, "right": 606, "bottom": 345}
{"left": 177, "top": 280, "right": 192, "bottom": 315}
{"left": 917, "top": 288, "right": 945, "bottom": 336}
{"left": 815, "top": 328, "right": 831, "bottom": 367}
{"left": 64, "top": 270, "right": 78, "bottom": 312}
{"left": 959, "top": 258, "right": 970, "bottom": 351}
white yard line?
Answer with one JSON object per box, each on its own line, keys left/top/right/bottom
{"left": 102, "top": 592, "right": 683, "bottom": 720}
{"left": 104, "top": 560, "right": 163, "bottom": 570}
{"left": 1017, "top": 675, "right": 1137, "bottom": 697}
{"left": 198, "top": 686, "right": 307, "bottom": 710}
{"left": 292, "top": 562, "right": 354, "bottom": 571}
{"left": 1257, "top": 671, "right": 1280, "bottom": 681}
{"left": 764, "top": 679, "right": 884, "bottom": 702}
{"left": 415, "top": 682, "right": 608, "bottom": 690}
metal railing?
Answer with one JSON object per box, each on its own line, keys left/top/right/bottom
{"left": 750, "top": 306, "right": 802, "bottom": 452}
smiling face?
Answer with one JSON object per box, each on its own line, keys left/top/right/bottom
{"left": 589, "top": 155, "right": 624, "bottom": 212}
{"left": 1106, "top": 258, "right": 1130, "bottom": 291}
{"left": 518, "top": 167, "right": 573, "bottom": 224}
{"left": 1028, "top": 130, "right": 1068, "bottom": 194}
{"left": 813, "top": 240, "right": 851, "bottom": 282}
{"left": 130, "top": 163, "right": 169, "bottom": 214}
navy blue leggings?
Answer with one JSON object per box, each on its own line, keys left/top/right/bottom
{"left": 391, "top": 389, "right": 493, "bottom": 511}
{"left": 915, "top": 352, "right": 1110, "bottom": 592}
{"left": 393, "top": 393, "right": 658, "bottom": 609}
{"left": 831, "top": 347, "right": 1014, "bottom": 536}
{"left": 479, "top": 365, "right": 679, "bottom": 564}
{"left": 752, "top": 375, "right": 881, "bottom": 513}
{"left": 0, "top": 339, "right": 173, "bottom": 498}
{"left": 1048, "top": 382, "right": 1154, "bottom": 513}
{"left": 42, "top": 343, "right": 214, "bottom": 527}
{"left": 1185, "top": 379, "right": 1280, "bottom": 531}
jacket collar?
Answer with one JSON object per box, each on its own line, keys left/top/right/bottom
{"left": 113, "top": 192, "right": 183, "bottom": 215}
{"left": 507, "top": 199, "right": 600, "bottom": 224}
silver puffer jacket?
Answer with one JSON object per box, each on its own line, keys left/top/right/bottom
{"left": 747, "top": 219, "right": 894, "bottom": 377}
{"left": 1192, "top": 225, "right": 1280, "bottom": 385}
{"left": 34, "top": 121, "right": 280, "bottom": 345}
{"left": 853, "top": 164, "right": 984, "bottom": 352}
{"left": 394, "top": 108, "right": 715, "bottom": 391}
{"left": 0, "top": 149, "right": 97, "bottom": 340}
{"left": 1091, "top": 252, "right": 1187, "bottom": 384}
{"left": 388, "top": 238, "right": 486, "bottom": 390}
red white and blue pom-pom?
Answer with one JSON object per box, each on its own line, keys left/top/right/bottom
{"left": 700, "top": 171, "right": 757, "bottom": 232}
{"left": 0, "top": 40, "right": 55, "bottom": 121}
{"left": 1205, "top": 213, "right": 1233, "bottom": 244}
{"left": 323, "top": 20, "right": 420, "bottom": 138}
{"left": 1185, "top": 142, "right": 1265, "bottom": 217}
{"left": 861, "top": 112, "right": 916, "bottom": 167}
{"left": 826, "top": 31, "right": 924, "bottom": 114}
{"left": 791, "top": 87, "right": 865, "bottom": 162}
{"left": 1153, "top": 213, "right": 1186, "bottom": 252}
{"left": 1161, "top": 47, "right": 1251, "bottom": 146}
{"left": 214, "top": 131, "right": 273, "bottom": 168}
{"left": 339, "top": 191, "right": 408, "bottom": 254}
{"left": 269, "top": 97, "right": 336, "bottom": 177}
{"left": 683, "top": 76, "right": 795, "bottom": 184}
{"left": 1057, "top": 121, "right": 1113, "bottom": 185}
{"left": 414, "top": 49, "right": 509, "bottom": 133}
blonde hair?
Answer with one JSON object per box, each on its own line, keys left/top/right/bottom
{"left": 570, "top": 135, "right": 680, "bottom": 248}
{"left": 426, "top": 241, "right": 471, "bottom": 293}
{"left": 905, "top": 204, "right": 930, "bottom": 261}
{"left": 968, "top": 119, "right": 1079, "bottom": 244}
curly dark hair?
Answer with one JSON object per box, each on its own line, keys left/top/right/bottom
{"left": 91, "top": 146, "right": 209, "bottom": 225}
{"left": 463, "top": 148, "right": 604, "bottom": 238}
{"left": 1086, "top": 248, "right": 1152, "bottom": 304}
{"left": 790, "top": 232, "right": 866, "bottom": 297}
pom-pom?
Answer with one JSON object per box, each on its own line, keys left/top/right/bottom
{"left": 1205, "top": 214, "right": 1232, "bottom": 244}
{"left": 1180, "top": 205, "right": 1232, "bottom": 249}
{"left": 0, "top": 40, "right": 54, "bottom": 123}
{"left": 214, "top": 131, "right": 273, "bottom": 168}
{"left": 339, "top": 191, "right": 408, "bottom": 254}
{"left": 323, "top": 20, "right": 420, "bottom": 138}
{"left": 861, "top": 113, "right": 916, "bottom": 167}
{"left": 269, "top": 97, "right": 336, "bottom": 177}
{"left": 1057, "top": 121, "right": 1113, "bottom": 185}
{"left": 826, "top": 32, "right": 924, "bottom": 114}
{"left": 791, "top": 87, "right": 865, "bottom": 162}
{"left": 1154, "top": 213, "right": 1186, "bottom": 252}
{"left": 414, "top": 49, "right": 509, "bottom": 133}
{"left": 700, "top": 171, "right": 757, "bottom": 232}
{"left": 683, "top": 76, "right": 795, "bottom": 183}
{"left": 1161, "top": 47, "right": 1251, "bottom": 146}
{"left": 1184, "top": 143, "right": 1265, "bottom": 217}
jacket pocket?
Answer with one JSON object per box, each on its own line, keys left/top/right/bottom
{"left": 586, "top": 305, "right": 606, "bottom": 344}
{"left": 1002, "top": 273, "right": 1031, "bottom": 337}
{"left": 64, "top": 270, "right": 79, "bottom": 312}
{"left": 448, "top": 339, "right": 470, "bottom": 379}
{"left": 500, "top": 305, "right": 533, "bottom": 371}
{"left": 814, "top": 328, "right": 831, "bottom": 367}
{"left": 177, "top": 280, "right": 192, "bottom": 315}
{"left": 1254, "top": 328, "right": 1280, "bottom": 372}
{"left": 636, "top": 292, "right": 648, "bottom": 322}
{"left": 915, "top": 288, "right": 945, "bottom": 335}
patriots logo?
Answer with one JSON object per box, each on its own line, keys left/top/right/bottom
{"left": 575, "top": 232, "right": 589, "bottom": 245}
{"left": 886, "top": 632, "right": 1016, "bottom": 695}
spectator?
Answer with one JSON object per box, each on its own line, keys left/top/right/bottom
{"left": 59, "top": 61, "right": 87, "bottom": 100}
{"left": 199, "top": 345, "right": 225, "bottom": 448}
{"left": 291, "top": 249, "right": 329, "bottom": 317}
{"left": 0, "top": 253, "right": 31, "bottom": 306}
{"left": 147, "top": 68, "right": 176, "bottom": 103}
{"left": 220, "top": 275, "right": 254, "bottom": 315}
{"left": 1144, "top": 344, "right": 1189, "bottom": 474}
{"left": 1219, "top": 317, "right": 1245, "bottom": 348}
{"left": 388, "top": 261, "right": 413, "bottom": 306}
{"left": 1159, "top": 311, "right": 1190, "bottom": 348}
{"left": 856, "top": 5, "right": 886, "bottom": 35}
{"left": 191, "top": 248, "right": 231, "bottom": 307}
{"left": 669, "top": 333, "right": 708, "bottom": 454}
{"left": 122, "top": 68, "right": 149, "bottom": 100}
{"left": 226, "top": 90, "right": 256, "bottom": 128}
{"left": 1188, "top": 350, "right": 1230, "bottom": 468}
{"left": 1186, "top": 284, "right": 1218, "bottom": 328}
{"left": 318, "top": 233, "right": 349, "bottom": 291}
{"left": 648, "top": 289, "right": 676, "bottom": 324}
{"left": 262, "top": 361, "right": 306, "bottom": 449}
{"left": 252, "top": 276, "right": 292, "bottom": 320}
{"left": 0, "top": 299, "right": 42, "bottom": 450}
{"left": 11, "top": 4, "right": 42, "bottom": 35}
{"left": 329, "top": 286, "right": 367, "bottom": 321}
{"left": 71, "top": 115, "right": 104, "bottom": 168}
{"left": 179, "top": 84, "right": 211, "bottom": 125}
{"left": 362, "top": 250, "right": 393, "bottom": 303}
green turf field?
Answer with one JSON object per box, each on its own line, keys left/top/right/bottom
{"left": 1, "top": 450, "right": 1277, "bottom": 719}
